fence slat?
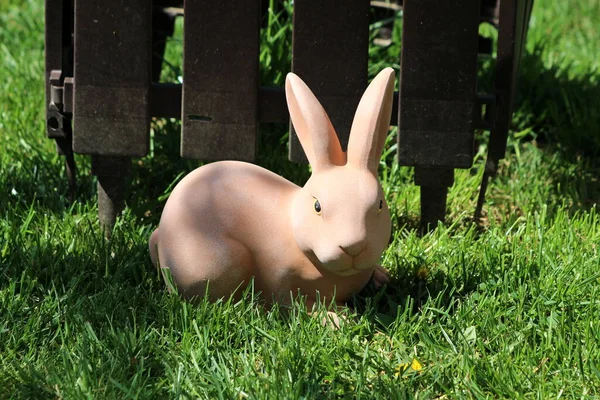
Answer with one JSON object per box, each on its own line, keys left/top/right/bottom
{"left": 487, "top": 0, "right": 534, "bottom": 163}
{"left": 398, "top": 0, "right": 479, "bottom": 169}
{"left": 181, "top": 1, "right": 260, "bottom": 161}
{"left": 73, "top": 0, "right": 151, "bottom": 157}
{"left": 474, "top": 0, "right": 534, "bottom": 221}
{"left": 290, "top": 0, "right": 370, "bottom": 163}
{"left": 150, "top": 84, "right": 402, "bottom": 125}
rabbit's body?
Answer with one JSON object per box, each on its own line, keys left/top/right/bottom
{"left": 150, "top": 68, "right": 397, "bottom": 307}
{"left": 151, "top": 160, "right": 374, "bottom": 305}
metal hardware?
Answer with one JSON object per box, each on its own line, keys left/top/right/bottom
{"left": 47, "top": 69, "right": 73, "bottom": 139}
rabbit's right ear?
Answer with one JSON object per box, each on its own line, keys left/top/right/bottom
{"left": 286, "top": 73, "right": 345, "bottom": 170}
{"left": 346, "top": 68, "right": 395, "bottom": 173}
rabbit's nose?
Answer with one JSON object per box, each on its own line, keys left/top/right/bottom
{"left": 340, "top": 242, "right": 366, "bottom": 257}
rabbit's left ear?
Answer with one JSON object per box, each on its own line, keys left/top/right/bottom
{"left": 285, "top": 73, "right": 345, "bottom": 171}
{"left": 346, "top": 68, "right": 395, "bottom": 172}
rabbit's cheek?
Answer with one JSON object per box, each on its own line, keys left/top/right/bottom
{"left": 290, "top": 208, "right": 311, "bottom": 249}
{"left": 291, "top": 220, "right": 312, "bottom": 254}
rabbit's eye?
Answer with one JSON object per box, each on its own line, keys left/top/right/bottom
{"left": 378, "top": 199, "right": 383, "bottom": 213}
{"left": 313, "top": 198, "right": 322, "bottom": 215}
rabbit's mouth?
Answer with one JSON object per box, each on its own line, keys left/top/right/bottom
{"left": 307, "top": 248, "right": 353, "bottom": 275}
{"left": 316, "top": 251, "right": 375, "bottom": 276}
{"left": 307, "top": 244, "right": 377, "bottom": 276}
{"left": 331, "top": 259, "right": 375, "bottom": 276}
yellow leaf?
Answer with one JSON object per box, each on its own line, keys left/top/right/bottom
{"left": 394, "top": 359, "right": 423, "bottom": 377}
{"left": 411, "top": 358, "right": 423, "bottom": 371}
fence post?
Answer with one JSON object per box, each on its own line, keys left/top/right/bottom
{"left": 398, "top": 0, "right": 480, "bottom": 229}
{"left": 289, "top": 0, "right": 370, "bottom": 163}
{"left": 92, "top": 156, "right": 130, "bottom": 237}
{"left": 73, "top": 0, "right": 152, "bottom": 233}
{"left": 181, "top": 1, "right": 260, "bottom": 161}
{"left": 475, "top": 0, "right": 534, "bottom": 220}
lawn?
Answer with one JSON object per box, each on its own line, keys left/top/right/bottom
{"left": 1, "top": 0, "right": 600, "bottom": 398}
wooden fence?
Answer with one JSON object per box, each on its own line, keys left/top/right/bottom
{"left": 44, "top": 0, "right": 533, "bottom": 231}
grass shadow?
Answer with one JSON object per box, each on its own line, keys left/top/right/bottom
{"left": 515, "top": 48, "right": 600, "bottom": 157}
{"left": 0, "top": 147, "right": 97, "bottom": 218}
{"left": 482, "top": 47, "right": 600, "bottom": 218}
{"left": 517, "top": 48, "right": 600, "bottom": 213}
{"left": 351, "top": 258, "right": 482, "bottom": 330}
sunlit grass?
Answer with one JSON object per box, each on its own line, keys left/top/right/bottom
{"left": 1, "top": 0, "right": 599, "bottom": 398}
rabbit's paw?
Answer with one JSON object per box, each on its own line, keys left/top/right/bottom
{"left": 372, "top": 264, "right": 391, "bottom": 289}
{"left": 308, "top": 306, "right": 348, "bottom": 330}
{"left": 321, "top": 311, "right": 347, "bottom": 329}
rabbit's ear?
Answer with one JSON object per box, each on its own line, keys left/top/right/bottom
{"left": 346, "top": 68, "right": 395, "bottom": 173}
{"left": 286, "top": 73, "right": 345, "bottom": 170}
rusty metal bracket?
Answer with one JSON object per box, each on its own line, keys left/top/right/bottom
{"left": 47, "top": 69, "right": 74, "bottom": 139}
{"left": 48, "top": 69, "right": 76, "bottom": 200}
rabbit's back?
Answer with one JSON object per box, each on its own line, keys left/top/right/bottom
{"left": 155, "top": 161, "right": 300, "bottom": 299}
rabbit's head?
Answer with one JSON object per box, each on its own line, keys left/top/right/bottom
{"left": 286, "top": 68, "right": 395, "bottom": 276}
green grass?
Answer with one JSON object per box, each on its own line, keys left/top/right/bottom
{"left": 1, "top": 0, "right": 600, "bottom": 398}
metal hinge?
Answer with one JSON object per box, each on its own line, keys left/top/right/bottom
{"left": 47, "top": 69, "right": 74, "bottom": 139}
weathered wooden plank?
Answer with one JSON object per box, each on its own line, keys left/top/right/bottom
{"left": 151, "top": 84, "right": 401, "bottom": 125}
{"left": 181, "top": 1, "right": 260, "bottom": 161}
{"left": 487, "top": 0, "right": 534, "bottom": 163}
{"left": 73, "top": 0, "right": 151, "bottom": 156}
{"left": 257, "top": 87, "right": 288, "bottom": 124}
{"left": 474, "top": 0, "right": 534, "bottom": 220}
{"left": 398, "top": 0, "right": 479, "bottom": 169}
{"left": 92, "top": 155, "right": 131, "bottom": 238}
{"left": 290, "top": 0, "right": 370, "bottom": 163}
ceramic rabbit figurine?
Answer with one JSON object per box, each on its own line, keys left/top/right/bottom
{"left": 149, "top": 68, "right": 395, "bottom": 308}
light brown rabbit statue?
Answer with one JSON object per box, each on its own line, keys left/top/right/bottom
{"left": 149, "top": 68, "right": 395, "bottom": 310}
